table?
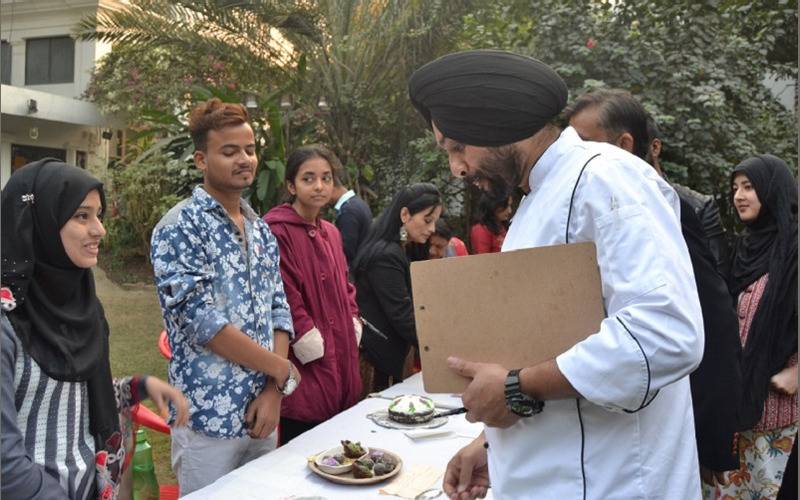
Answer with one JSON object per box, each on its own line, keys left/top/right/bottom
{"left": 184, "top": 373, "right": 489, "bottom": 499}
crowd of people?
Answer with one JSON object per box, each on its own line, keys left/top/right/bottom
{"left": 0, "top": 49, "right": 796, "bottom": 500}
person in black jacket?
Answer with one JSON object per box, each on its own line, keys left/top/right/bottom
{"left": 645, "top": 117, "right": 731, "bottom": 277}
{"left": 565, "top": 88, "right": 743, "bottom": 480}
{"left": 352, "top": 183, "right": 442, "bottom": 392}
{"left": 330, "top": 163, "right": 373, "bottom": 266}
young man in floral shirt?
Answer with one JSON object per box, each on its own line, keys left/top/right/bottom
{"left": 151, "top": 98, "right": 300, "bottom": 495}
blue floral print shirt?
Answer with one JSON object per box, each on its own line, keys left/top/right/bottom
{"left": 151, "top": 185, "right": 294, "bottom": 438}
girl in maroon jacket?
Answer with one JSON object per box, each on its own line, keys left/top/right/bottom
{"left": 264, "top": 145, "right": 362, "bottom": 444}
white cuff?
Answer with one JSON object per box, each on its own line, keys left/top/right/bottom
{"left": 353, "top": 317, "right": 363, "bottom": 346}
{"left": 292, "top": 327, "right": 324, "bottom": 364}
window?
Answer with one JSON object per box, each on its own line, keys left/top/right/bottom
{"left": 25, "top": 36, "right": 74, "bottom": 85}
{"left": 76, "top": 150, "right": 87, "bottom": 169}
{"left": 11, "top": 144, "right": 67, "bottom": 171}
{"left": 1, "top": 40, "right": 10, "bottom": 85}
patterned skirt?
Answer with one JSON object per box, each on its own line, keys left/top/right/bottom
{"left": 703, "top": 422, "right": 797, "bottom": 500}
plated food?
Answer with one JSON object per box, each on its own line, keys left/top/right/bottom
{"left": 314, "top": 440, "right": 369, "bottom": 475}
{"left": 388, "top": 394, "right": 435, "bottom": 424}
{"left": 309, "top": 443, "right": 402, "bottom": 485}
{"left": 352, "top": 449, "right": 398, "bottom": 478}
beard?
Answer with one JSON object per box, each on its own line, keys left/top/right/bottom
{"left": 464, "top": 145, "right": 521, "bottom": 200}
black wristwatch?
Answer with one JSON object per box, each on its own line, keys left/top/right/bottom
{"left": 505, "top": 369, "right": 544, "bottom": 417}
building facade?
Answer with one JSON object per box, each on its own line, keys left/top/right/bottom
{"left": 0, "top": 0, "right": 121, "bottom": 187}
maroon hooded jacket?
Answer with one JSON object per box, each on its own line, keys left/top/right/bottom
{"left": 264, "top": 204, "right": 362, "bottom": 423}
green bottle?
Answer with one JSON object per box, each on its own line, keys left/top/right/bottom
{"left": 132, "top": 428, "right": 160, "bottom": 500}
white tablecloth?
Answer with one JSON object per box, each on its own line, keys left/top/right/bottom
{"left": 184, "top": 373, "right": 489, "bottom": 499}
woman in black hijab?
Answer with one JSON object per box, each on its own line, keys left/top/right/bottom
{"left": 1, "top": 159, "right": 188, "bottom": 500}
{"left": 709, "top": 154, "right": 797, "bottom": 499}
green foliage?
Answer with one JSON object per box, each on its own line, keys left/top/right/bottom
{"left": 79, "top": 0, "right": 472, "bottom": 216}
{"left": 107, "top": 153, "right": 199, "bottom": 260}
{"left": 460, "top": 0, "right": 535, "bottom": 51}
{"left": 82, "top": 0, "right": 796, "bottom": 237}
{"left": 292, "top": 0, "right": 473, "bottom": 202}
{"left": 460, "top": 0, "right": 797, "bottom": 227}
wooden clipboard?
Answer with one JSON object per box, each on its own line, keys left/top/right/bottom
{"left": 410, "top": 242, "right": 605, "bottom": 393}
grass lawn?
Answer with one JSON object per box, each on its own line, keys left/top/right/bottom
{"left": 94, "top": 263, "right": 176, "bottom": 484}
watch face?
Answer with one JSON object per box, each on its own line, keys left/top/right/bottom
{"left": 283, "top": 377, "right": 298, "bottom": 396}
{"left": 510, "top": 402, "right": 535, "bottom": 417}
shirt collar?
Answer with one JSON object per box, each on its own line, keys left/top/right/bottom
{"left": 192, "top": 185, "right": 258, "bottom": 222}
{"left": 528, "top": 127, "right": 584, "bottom": 193}
{"left": 334, "top": 189, "right": 356, "bottom": 212}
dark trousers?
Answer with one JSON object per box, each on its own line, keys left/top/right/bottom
{"left": 278, "top": 417, "right": 319, "bottom": 446}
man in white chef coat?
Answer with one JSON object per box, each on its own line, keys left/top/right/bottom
{"left": 408, "top": 50, "right": 704, "bottom": 499}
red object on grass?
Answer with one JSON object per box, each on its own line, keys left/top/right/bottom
{"left": 131, "top": 404, "right": 171, "bottom": 435}
{"left": 159, "top": 484, "right": 180, "bottom": 500}
{"left": 158, "top": 330, "right": 172, "bottom": 360}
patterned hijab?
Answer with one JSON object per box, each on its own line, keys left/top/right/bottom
{"left": 729, "top": 154, "right": 798, "bottom": 428}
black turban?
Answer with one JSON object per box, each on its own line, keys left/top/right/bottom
{"left": 408, "top": 50, "right": 568, "bottom": 147}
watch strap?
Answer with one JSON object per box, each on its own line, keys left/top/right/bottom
{"left": 505, "top": 368, "right": 544, "bottom": 417}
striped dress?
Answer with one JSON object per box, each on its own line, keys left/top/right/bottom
{"left": 2, "top": 316, "right": 95, "bottom": 499}
{"left": 1, "top": 315, "right": 145, "bottom": 500}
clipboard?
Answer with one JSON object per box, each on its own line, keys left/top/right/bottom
{"left": 410, "top": 242, "right": 605, "bottom": 393}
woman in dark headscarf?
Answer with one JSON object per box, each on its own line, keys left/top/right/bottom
{"left": 1, "top": 159, "right": 189, "bottom": 500}
{"left": 709, "top": 154, "right": 797, "bottom": 499}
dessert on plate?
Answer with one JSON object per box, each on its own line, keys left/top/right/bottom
{"left": 387, "top": 394, "right": 435, "bottom": 424}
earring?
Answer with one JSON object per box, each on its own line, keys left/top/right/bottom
{"left": 399, "top": 226, "right": 408, "bottom": 242}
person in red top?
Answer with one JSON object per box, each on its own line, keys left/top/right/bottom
{"left": 264, "top": 145, "right": 362, "bottom": 445}
{"left": 707, "top": 154, "right": 798, "bottom": 499}
{"left": 429, "top": 219, "right": 469, "bottom": 259}
{"left": 470, "top": 193, "right": 512, "bottom": 254}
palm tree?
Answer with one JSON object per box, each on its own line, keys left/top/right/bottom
{"left": 76, "top": 0, "right": 319, "bottom": 84}
{"left": 77, "top": 0, "right": 472, "bottom": 203}
{"left": 298, "top": 0, "right": 472, "bottom": 195}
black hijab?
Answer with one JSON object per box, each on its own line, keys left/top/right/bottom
{"left": 1, "top": 158, "right": 119, "bottom": 455}
{"left": 408, "top": 50, "right": 568, "bottom": 147}
{"left": 729, "top": 154, "right": 798, "bottom": 428}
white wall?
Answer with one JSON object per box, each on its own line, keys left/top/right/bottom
{"left": 0, "top": 139, "right": 11, "bottom": 186}
{"left": 1, "top": 84, "right": 110, "bottom": 126}
{"left": 0, "top": 119, "right": 110, "bottom": 187}
{"left": 0, "top": 0, "right": 117, "bottom": 185}
{"left": 0, "top": 0, "right": 112, "bottom": 99}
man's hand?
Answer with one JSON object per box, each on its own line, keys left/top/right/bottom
{"left": 244, "top": 388, "right": 281, "bottom": 439}
{"left": 447, "top": 357, "right": 518, "bottom": 428}
{"left": 770, "top": 364, "right": 798, "bottom": 396}
{"left": 443, "top": 436, "right": 491, "bottom": 499}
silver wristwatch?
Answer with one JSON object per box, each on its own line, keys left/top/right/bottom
{"left": 277, "top": 361, "right": 299, "bottom": 396}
